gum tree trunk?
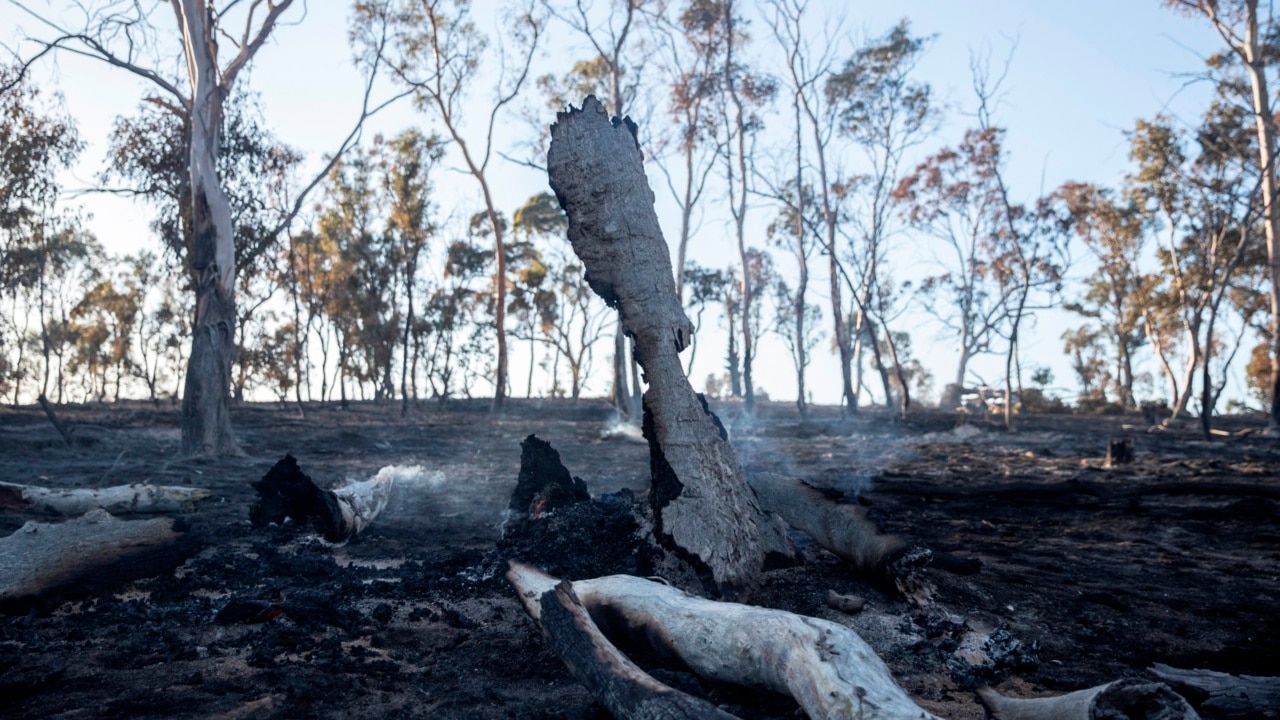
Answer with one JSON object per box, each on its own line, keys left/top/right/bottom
{"left": 547, "top": 97, "right": 787, "bottom": 589}
{"left": 178, "top": 0, "right": 240, "bottom": 457}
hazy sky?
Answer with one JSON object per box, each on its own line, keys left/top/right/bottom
{"left": 1, "top": 1, "right": 1236, "bottom": 406}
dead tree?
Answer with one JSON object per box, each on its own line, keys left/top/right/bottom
{"left": 547, "top": 96, "right": 789, "bottom": 589}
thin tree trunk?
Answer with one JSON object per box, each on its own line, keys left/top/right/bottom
{"left": 881, "top": 325, "right": 909, "bottom": 418}
{"left": 548, "top": 97, "right": 789, "bottom": 587}
{"left": 1237, "top": 2, "right": 1280, "bottom": 431}
{"left": 723, "top": 1, "right": 755, "bottom": 413}
{"left": 176, "top": 0, "right": 240, "bottom": 457}
{"left": 612, "top": 325, "right": 631, "bottom": 415}
{"left": 792, "top": 88, "right": 808, "bottom": 420}
{"left": 400, "top": 262, "right": 415, "bottom": 417}
{"left": 1146, "top": 319, "right": 1179, "bottom": 407}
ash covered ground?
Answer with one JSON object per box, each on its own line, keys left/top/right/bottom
{"left": 1, "top": 399, "right": 1277, "bottom": 719}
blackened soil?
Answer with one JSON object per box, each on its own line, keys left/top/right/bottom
{"left": 0, "top": 399, "right": 1277, "bottom": 719}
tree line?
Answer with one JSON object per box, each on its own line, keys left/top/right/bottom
{"left": 1, "top": 0, "right": 1278, "bottom": 457}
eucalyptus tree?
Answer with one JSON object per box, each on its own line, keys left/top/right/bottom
{"left": 1129, "top": 104, "right": 1263, "bottom": 432}
{"left": 828, "top": 20, "right": 938, "bottom": 416}
{"left": 537, "top": 0, "right": 652, "bottom": 418}
{"left": 9, "top": 0, "right": 403, "bottom": 455}
{"left": 0, "top": 63, "right": 83, "bottom": 403}
{"left": 1165, "top": 0, "right": 1280, "bottom": 431}
{"left": 760, "top": 0, "right": 841, "bottom": 419}
{"left": 381, "top": 129, "right": 445, "bottom": 415}
{"left": 1056, "top": 182, "right": 1149, "bottom": 408}
{"left": 681, "top": 261, "right": 731, "bottom": 375}
{"left": 969, "top": 60, "right": 1069, "bottom": 430}
{"left": 355, "top": 0, "right": 545, "bottom": 409}
{"left": 764, "top": 181, "right": 822, "bottom": 417}
{"left": 679, "top": 0, "right": 775, "bottom": 412}
{"left": 652, "top": 3, "right": 723, "bottom": 305}
{"left": 896, "top": 127, "right": 1010, "bottom": 404}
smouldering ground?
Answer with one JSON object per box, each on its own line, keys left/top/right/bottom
{"left": 1, "top": 399, "right": 1277, "bottom": 719}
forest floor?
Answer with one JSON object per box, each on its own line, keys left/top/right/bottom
{"left": 0, "top": 398, "right": 1277, "bottom": 719}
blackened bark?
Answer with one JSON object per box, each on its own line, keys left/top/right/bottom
{"left": 547, "top": 97, "right": 788, "bottom": 588}
{"left": 181, "top": 189, "right": 237, "bottom": 458}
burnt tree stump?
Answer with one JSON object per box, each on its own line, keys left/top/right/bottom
{"left": 547, "top": 96, "right": 788, "bottom": 588}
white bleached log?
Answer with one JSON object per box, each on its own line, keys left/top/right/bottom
{"left": 507, "top": 561, "right": 942, "bottom": 720}
{"left": 0, "top": 481, "right": 210, "bottom": 516}
{"left": 977, "top": 680, "right": 1199, "bottom": 720}
{"left": 537, "top": 579, "right": 742, "bottom": 720}
{"left": 327, "top": 465, "right": 400, "bottom": 543}
{"left": 0, "top": 509, "right": 190, "bottom": 613}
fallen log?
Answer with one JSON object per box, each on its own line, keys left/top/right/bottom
{"left": 871, "top": 477, "right": 1280, "bottom": 503}
{"left": 1149, "top": 663, "right": 1280, "bottom": 718}
{"left": 0, "top": 509, "right": 194, "bottom": 614}
{"left": 977, "top": 680, "right": 1199, "bottom": 720}
{"left": 250, "top": 454, "right": 398, "bottom": 544}
{"left": 538, "top": 579, "right": 741, "bottom": 720}
{"left": 37, "top": 394, "right": 74, "bottom": 447}
{"left": 748, "top": 472, "right": 933, "bottom": 602}
{"left": 507, "top": 561, "right": 943, "bottom": 720}
{"left": 0, "top": 481, "right": 210, "bottom": 516}
{"left": 547, "top": 96, "right": 791, "bottom": 588}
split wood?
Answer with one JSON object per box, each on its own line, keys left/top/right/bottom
{"left": 509, "top": 562, "right": 1203, "bottom": 720}
{"left": 547, "top": 95, "right": 790, "bottom": 588}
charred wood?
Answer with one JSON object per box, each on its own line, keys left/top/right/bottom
{"left": 977, "top": 679, "right": 1199, "bottom": 720}
{"left": 547, "top": 96, "right": 790, "bottom": 589}
{"left": 537, "top": 579, "right": 742, "bottom": 720}
{"left": 748, "top": 472, "right": 933, "bottom": 601}
{"left": 506, "top": 434, "right": 589, "bottom": 519}
{"left": 36, "top": 394, "right": 73, "bottom": 447}
{"left": 1150, "top": 663, "right": 1280, "bottom": 718}
{"left": 871, "top": 477, "right": 1280, "bottom": 503}
{"left": 0, "top": 509, "right": 194, "bottom": 614}
{"left": 250, "top": 454, "right": 395, "bottom": 544}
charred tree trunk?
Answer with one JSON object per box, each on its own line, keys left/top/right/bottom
{"left": 547, "top": 97, "right": 788, "bottom": 588}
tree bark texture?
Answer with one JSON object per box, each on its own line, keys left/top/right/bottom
{"left": 1150, "top": 662, "right": 1279, "bottom": 718}
{"left": 508, "top": 562, "right": 944, "bottom": 720}
{"left": 535, "top": 579, "right": 742, "bottom": 720}
{"left": 1236, "top": 1, "right": 1280, "bottom": 430}
{"left": 977, "top": 679, "right": 1198, "bottom": 720}
{"left": 0, "top": 510, "right": 193, "bottom": 614}
{"left": 547, "top": 96, "right": 784, "bottom": 588}
{"left": 177, "top": 0, "right": 238, "bottom": 457}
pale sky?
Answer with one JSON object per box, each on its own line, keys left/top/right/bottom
{"left": 1, "top": 1, "right": 1240, "bottom": 407}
